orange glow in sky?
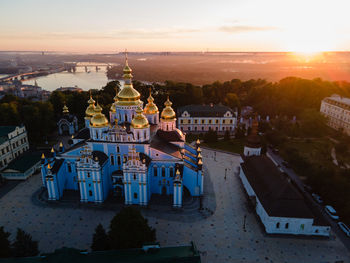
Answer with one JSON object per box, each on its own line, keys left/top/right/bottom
{"left": 0, "top": 0, "right": 349, "bottom": 53}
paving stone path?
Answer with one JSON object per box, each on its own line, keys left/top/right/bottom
{"left": 0, "top": 148, "right": 349, "bottom": 263}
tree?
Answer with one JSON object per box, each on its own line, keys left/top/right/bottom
{"left": 12, "top": 228, "right": 39, "bottom": 257}
{"left": 0, "top": 227, "right": 11, "bottom": 258}
{"left": 300, "top": 109, "right": 328, "bottom": 137}
{"left": 91, "top": 224, "right": 110, "bottom": 251}
{"left": 203, "top": 130, "right": 218, "bottom": 143}
{"left": 224, "top": 130, "right": 230, "bottom": 141}
{"left": 109, "top": 207, "right": 156, "bottom": 249}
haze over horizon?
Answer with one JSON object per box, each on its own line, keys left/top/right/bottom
{"left": 1, "top": 0, "right": 350, "bottom": 53}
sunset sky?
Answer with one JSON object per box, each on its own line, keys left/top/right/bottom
{"left": 1, "top": 0, "right": 349, "bottom": 53}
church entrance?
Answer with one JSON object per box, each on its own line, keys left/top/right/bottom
{"left": 161, "top": 186, "right": 167, "bottom": 196}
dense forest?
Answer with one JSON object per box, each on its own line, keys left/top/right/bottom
{"left": 1, "top": 77, "right": 350, "bottom": 143}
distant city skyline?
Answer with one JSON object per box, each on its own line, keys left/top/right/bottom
{"left": 1, "top": 0, "right": 349, "bottom": 53}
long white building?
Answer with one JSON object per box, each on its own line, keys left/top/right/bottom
{"left": 238, "top": 120, "right": 330, "bottom": 237}
{"left": 177, "top": 104, "right": 237, "bottom": 134}
{"left": 320, "top": 94, "right": 350, "bottom": 135}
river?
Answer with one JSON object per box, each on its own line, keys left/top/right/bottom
{"left": 22, "top": 66, "right": 116, "bottom": 92}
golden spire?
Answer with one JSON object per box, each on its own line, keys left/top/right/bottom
{"left": 197, "top": 146, "right": 201, "bottom": 152}
{"left": 85, "top": 92, "right": 96, "bottom": 117}
{"left": 198, "top": 159, "right": 203, "bottom": 165}
{"left": 51, "top": 147, "right": 55, "bottom": 153}
{"left": 161, "top": 96, "right": 176, "bottom": 120}
{"left": 59, "top": 142, "right": 63, "bottom": 147}
{"left": 47, "top": 163, "right": 52, "bottom": 169}
{"left": 196, "top": 139, "right": 200, "bottom": 144}
{"left": 197, "top": 152, "right": 202, "bottom": 159}
{"left": 131, "top": 106, "right": 150, "bottom": 129}
{"left": 62, "top": 104, "right": 69, "bottom": 114}
{"left": 90, "top": 103, "right": 109, "bottom": 128}
{"left": 176, "top": 169, "right": 180, "bottom": 175}
{"left": 144, "top": 88, "right": 159, "bottom": 115}
{"left": 41, "top": 153, "right": 45, "bottom": 159}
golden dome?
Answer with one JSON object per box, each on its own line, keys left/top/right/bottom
{"left": 161, "top": 96, "right": 176, "bottom": 120}
{"left": 144, "top": 91, "right": 158, "bottom": 115}
{"left": 62, "top": 104, "right": 69, "bottom": 114}
{"left": 85, "top": 94, "right": 96, "bottom": 117}
{"left": 110, "top": 103, "right": 116, "bottom": 113}
{"left": 90, "top": 104, "right": 109, "bottom": 128}
{"left": 131, "top": 107, "right": 149, "bottom": 129}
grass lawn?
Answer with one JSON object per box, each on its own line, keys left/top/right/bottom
{"left": 202, "top": 139, "right": 245, "bottom": 154}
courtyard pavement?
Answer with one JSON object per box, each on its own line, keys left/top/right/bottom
{"left": 0, "top": 148, "right": 349, "bottom": 263}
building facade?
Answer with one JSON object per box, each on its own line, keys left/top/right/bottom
{"left": 41, "top": 59, "right": 204, "bottom": 208}
{"left": 0, "top": 125, "right": 29, "bottom": 170}
{"left": 239, "top": 129, "right": 330, "bottom": 237}
{"left": 320, "top": 94, "right": 350, "bottom": 135}
{"left": 177, "top": 104, "right": 237, "bottom": 134}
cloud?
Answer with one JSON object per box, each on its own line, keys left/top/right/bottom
{"left": 219, "top": 25, "right": 278, "bottom": 33}
{"left": 0, "top": 28, "right": 201, "bottom": 40}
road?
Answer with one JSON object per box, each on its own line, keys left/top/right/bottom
{"left": 267, "top": 148, "right": 350, "bottom": 251}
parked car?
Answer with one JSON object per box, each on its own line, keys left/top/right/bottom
{"left": 311, "top": 193, "right": 323, "bottom": 204}
{"left": 325, "top": 205, "right": 339, "bottom": 220}
{"left": 338, "top": 222, "right": 350, "bottom": 237}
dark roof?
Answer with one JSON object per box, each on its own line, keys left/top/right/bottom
{"left": 177, "top": 104, "right": 233, "bottom": 117}
{"left": 0, "top": 126, "right": 17, "bottom": 137}
{"left": 75, "top": 128, "right": 90, "bottom": 140}
{"left": 156, "top": 129, "right": 184, "bottom": 142}
{"left": 0, "top": 245, "right": 201, "bottom": 263}
{"left": 92, "top": 151, "right": 108, "bottom": 166}
{"left": 51, "top": 159, "right": 64, "bottom": 174}
{"left": 150, "top": 134, "right": 181, "bottom": 159}
{"left": 60, "top": 114, "right": 76, "bottom": 123}
{"left": 139, "top": 152, "right": 152, "bottom": 166}
{"left": 3, "top": 152, "right": 41, "bottom": 173}
{"left": 241, "top": 155, "right": 316, "bottom": 219}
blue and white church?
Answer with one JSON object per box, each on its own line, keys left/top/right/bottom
{"left": 41, "top": 59, "right": 203, "bottom": 208}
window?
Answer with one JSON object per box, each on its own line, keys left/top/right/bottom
{"left": 87, "top": 172, "right": 90, "bottom": 178}
{"left": 144, "top": 131, "right": 147, "bottom": 139}
{"left": 188, "top": 127, "right": 191, "bottom": 131}
{"left": 194, "top": 127, "right": 197, "bottom": 131}
{"left": 1, "top": 149, "right": 4, "bottom": 155}
{"left": 181, "top": 120, "right": 183, "bottom": 124}
{"left": 276, "top": 222, "right": 280, "bottom": 229}
{"left": 169, "top": 167, "right": 174, "bottom": 177}
{"left": 162, "top": 167, "right": 166, "bottom": 177}
{"left": 154, "top": 166, "right": 158, "bottom": 176}
{"left": 125, "top": 114, "right": 127, "bottom": 122}
{"left": 201, "top": 119, "right": 205, "bottom": 124}
{"left": 230, "top": 120, "right": 233, "bottom": 124}
{"left": 202, "top": 127, "right": 204, "bottom": 131}
{"left": 216, "top": 119, "right": 219, "bottom": 124}
{"left": 117, "top": 146, "right": 120, "bottom": 152}
{"left": 117, "top": 156, "right": 121, "bottom": 165}
{"left": 95, "top": 131, "right": 98, "bottom": 139}
{"left": 300, "top": 224, "right": 304, "bottom": 230}
{"left": 194, "top": 119, "right": 198, "bottom": 124}
{"left": 209, "top": 119, "right": 212, "bottom": 124}
{"left": 285, "top": 223, "right": 289, "bottom": 229}
{"left": 67, "top": 163, "right": 72, "bottom": 173}
{"left": 134, "top": 193, "right": 138, "bottom": 199}
{"left": 111, "top": 155, "right": 114, "bottom": 165}
{"left": 216, "top": 127, "right": 218, "bottom": 131}
{"left": 133, "top": 174, "right": 137, "bottom": 180}
{"left": 6, "top": 146, "right": 9, "bottom": 152}
{"left": 89, "top": 190, "right": 92, "bottom": 196}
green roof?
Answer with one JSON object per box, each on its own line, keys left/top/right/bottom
{"left": 0, "top": 244, "right": 201, "bottom": 263}
{"left": 0, "top": 126, "right": 18, "bottom": 138}
{"left": 3, "top": 152, "right": 41, "bottom": 173}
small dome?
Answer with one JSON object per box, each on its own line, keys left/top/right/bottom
{"left": 144, "top": 91, "right": 158, "bottom": 115}
{"left": 85, "top": 95, "right": 96, "bottom": 117}
{"left": 62, "top": 104, "right": 69, "bottom": 114}
{"left": 131, "top": 107, "right": 149, "bottom": 129}
{"left": 90, "top": 104, "right": 109, "bottom": 128}
{"left": 161, "top": 96, "right": 176, "bottom": 120}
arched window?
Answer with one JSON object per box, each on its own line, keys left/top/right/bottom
{"left": 169, "top": 167, "right": 174, "bottom": 177}
{"left": 96, "top": 131, "right": 98, "bottom": 139}
{"left": 276, "top": 222, "right": 280, "bottom": 229}
{"left": 125, "top": 114, "right": 127, "bottom": 122}
{"left": 285, "top": 223, "right": 289, "bottom": 229}
{"left": 162, "top": 167, "right": 166, "bottom": 177}
{"left": 89, "top": 190, "right": 92, "bottom": 196}
{"left": 117, "top": 146, "right": 120, "bottom": 152}
{"left": 133, "top": 174, "right": 137, "bottom": 180}
{"left": 111, "top": 155, "right": 114, "bottom": 165}
{"left": 117, "top": 156, "right": 121, "bottom": 165}
{"left": 137, "top": 132, "right": 140, "bottom": 140}
{"left": 153, "top": 166, "right": 157, "bottom": 176}
{"left": 144, "top": 131, "right": 147, "bottom": 139}
{"left": 166, "top": 125, "right": 169, "bottom": 131}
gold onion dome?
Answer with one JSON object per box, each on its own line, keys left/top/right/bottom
{"left": 85, "top": 95, "right": 96, "bottom": 117}
{"left": 90, "top": 104, "right": 109, "bottom": 128}
{"left": 144, "top": 91, "right": 158, "bottom": 115}
{"left": 131, "top": 107, "right": 150, "bottom": 129}
{"left": 116, "top": 60, "right": 141, "bottom": 106}
{"left": 62, "top": 104, "right": 69, "bottom": 114}
{"left": 161, "top": 96, "right": 176, "bottom": 120}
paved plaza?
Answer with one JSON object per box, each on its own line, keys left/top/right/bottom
{"left": 0, "top": 148, "right": 349, "bottom": 262}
